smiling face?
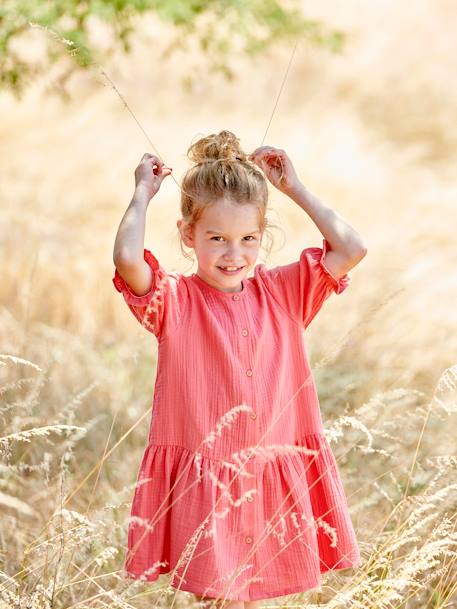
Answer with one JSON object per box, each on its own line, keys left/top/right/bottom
{"left": 178, "top": 197, "right": 263, "bottom": 293}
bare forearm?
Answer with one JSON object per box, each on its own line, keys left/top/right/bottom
{"left": 113, "top": 185, "right": 151, "bottom": 264}
{"left": 287, "top": 183, "right": 367, "bottom": 257}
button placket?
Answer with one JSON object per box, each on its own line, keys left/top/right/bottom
{"left": 231, "top": 291, "right": 253, "bottom": 377}
{"left": 240, "top": 463, "right": 257, "bottom": 556}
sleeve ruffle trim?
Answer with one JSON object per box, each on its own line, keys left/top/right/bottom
{"left": 112, "top": 249, "right": 162, "bottom": 305}
{"left": 317, "top": 238, "right": 351, "bottom": 295}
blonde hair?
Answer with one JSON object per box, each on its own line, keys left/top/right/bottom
{"left": 178, "top": 130, "right": 281, "bottom": 262}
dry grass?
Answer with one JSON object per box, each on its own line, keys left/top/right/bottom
{"left": 1, "top": 0, "right": 457, "bottom": 607}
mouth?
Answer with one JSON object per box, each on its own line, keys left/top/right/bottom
{"left": 217, "top": 265, "right": 245, "bottom": 275}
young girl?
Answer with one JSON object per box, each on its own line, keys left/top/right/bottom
{"left": 112, "top": 130, "right": 367, "bottom": 609}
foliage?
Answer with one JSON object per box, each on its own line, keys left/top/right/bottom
{"left": 0, "top": 0, "right": 345, "bottom": 98}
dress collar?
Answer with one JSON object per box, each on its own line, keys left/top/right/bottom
{"left": 191, "top": 273, "right": 248, "bottom": 299}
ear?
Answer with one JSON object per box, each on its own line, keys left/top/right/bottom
{"left": 177, "top": 219, "right": 194, "bottom": 248}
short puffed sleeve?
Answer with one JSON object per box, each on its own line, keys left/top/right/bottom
{"left": 257, "top": 238, "right": 351, "bottom": 329}
{"left": 112, "top": 249, "right": 185, "bottom": 340}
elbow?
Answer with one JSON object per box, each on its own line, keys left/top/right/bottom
{"left": 343, "top": 247, "right": 367, "bottom": 263}
{"left": 349, "top": 240, "right": 368, "bottom": 260}
{"left": 113, "top": 245, "right": 128, "bottom": 267}
{"left": 113, "top": 247, "right": 139, "bottom": 267}
{"left": 113, "top": 252, "right": 126, "bottom": 268}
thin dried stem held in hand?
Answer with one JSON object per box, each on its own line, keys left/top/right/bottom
{"left": 134, "top": 153, "right": 173, "bottom": 201}
{"left": 248, "top": 147, "right": 301, "bottom": 195}
{"left": 28, "top": 21, "right": 301, "bottom": 201}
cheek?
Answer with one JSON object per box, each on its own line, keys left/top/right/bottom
{"left": 206, "top": 244, "right": 220, "bottom": 255}
{"left": 199, "top": 244, "right": 219, "bottom": 260}
{"left": 248, "top": 242, "right": 260, "bottom": 254}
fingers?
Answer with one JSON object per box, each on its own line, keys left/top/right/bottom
{"left": 140, "top": 153, "right": 173, "bottom": 176}
{"left": 142, "top": 152, "right": 161, "bottom": 161}
{"left": 251, "top": 146, "right": 284, "bottom": 156}
{"left": 141, "top": 152, "right": 163, "bottom": 168}
{"left": 250, "top": 150, "right": 285, "bottom": 173}
{"left": 249, "top": 146, "right": 285, "bottom": 164}
{"left": 142, "top": 152, "right": 164, "bottom": 167}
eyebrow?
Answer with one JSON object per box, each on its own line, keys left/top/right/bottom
{"left": 206, "top": 230, "right": 260, "bottom": 235}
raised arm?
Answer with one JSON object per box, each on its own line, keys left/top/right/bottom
{"left": 249, "top": 146, "right": 368, "bottom": 278}
{"left": 113, "top": 153, "right": 172, "bottom": 297}
{"left": 113, "top": 184, "right": 153, "bottom": 296}
{"left": 286, "top": 182, "right": 367, "bottom": 278}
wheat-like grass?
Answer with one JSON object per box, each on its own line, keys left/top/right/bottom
{"left": 1, "top": 324, "right": 456, "bottom": 609}
{"left": 2, "top": 0, "right": 457, "bottom": 606}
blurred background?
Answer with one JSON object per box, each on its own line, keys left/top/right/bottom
{"left": 1, "top": 1, "right": 456, "bottom": 607}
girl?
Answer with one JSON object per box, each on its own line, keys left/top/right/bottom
{"left": 112, "top": 130, "right": 367, "bottom": 609}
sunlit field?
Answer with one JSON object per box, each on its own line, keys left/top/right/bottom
{"left": 1, "top": 0, "right": 456, "bottom": 607}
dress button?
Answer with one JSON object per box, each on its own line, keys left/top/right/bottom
{"left": 247, "top": 495, "right": 253, "bottom": 502}
{"left": 232, "top": 294, "right": 240, "bottom": 301}
{"left": 246, "top": 369, "right": 253, "bottom": 377}
{"left": 249, "top": 412, "right": 257, "bottom": 420}
{"left": 245, "top": 535, "right": 253, "bottom": 544}
{"left": 241, "top": 328, "right": 248, "bottom": 336}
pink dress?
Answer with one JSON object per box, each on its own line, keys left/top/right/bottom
{"left": 112, "top": 238, "right": 361, "bottom": 601}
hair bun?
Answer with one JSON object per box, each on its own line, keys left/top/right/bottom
{"left": 187, "top": 130, "right": 248, "bottom": 164}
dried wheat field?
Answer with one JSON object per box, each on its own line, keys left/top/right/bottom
{"left": 1, "top": 0, "right": 457, "bottom": 607}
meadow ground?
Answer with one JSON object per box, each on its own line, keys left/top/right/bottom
{"left": 1, "top": 1, "right": 456, "bottom": 607}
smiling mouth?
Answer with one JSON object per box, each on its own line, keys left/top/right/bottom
{"left": 217, "top": 266, "right": 245, "bottom": 273}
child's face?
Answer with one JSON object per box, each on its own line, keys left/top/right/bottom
{"left": 178, "top": 198, "right": 263, "bottom": 293}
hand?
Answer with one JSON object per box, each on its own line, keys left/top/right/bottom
{"left": 134, "top": 153, "right": 173, "bottom": 200}
{"left": 248, "top": 146, "right": 301, "bottom": 195}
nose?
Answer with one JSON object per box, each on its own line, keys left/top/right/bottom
{"left": 223, "top": 243, "right": 242, "bottom": 262}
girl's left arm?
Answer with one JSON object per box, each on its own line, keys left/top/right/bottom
{"left": 286, "top": 182, "right": 368, "bottom": 280}
{"left": 249, "top": 146, "right": 367, "bottom": 279}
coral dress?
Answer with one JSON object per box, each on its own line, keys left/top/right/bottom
{"left": 112, "top": 238, "right": 361, "bottom": 601}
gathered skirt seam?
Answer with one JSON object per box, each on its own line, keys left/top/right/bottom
{"left": 144, "top": 434, "right": 329, "bottom": 464}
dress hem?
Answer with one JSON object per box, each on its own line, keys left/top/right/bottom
{"left": 121, "top": 557, "right": 362, "bottom": 601}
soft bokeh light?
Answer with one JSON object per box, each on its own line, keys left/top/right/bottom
{"left": 1, "top": 1, "right": 456, "bottom": 607}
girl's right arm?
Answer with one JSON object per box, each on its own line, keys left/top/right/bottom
{"left": 113, "top": 153, "right": 172, "bottom": 296}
